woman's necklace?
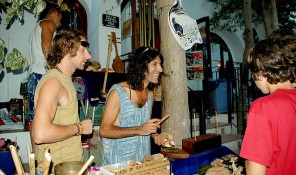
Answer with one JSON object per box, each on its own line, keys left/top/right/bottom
{"left": 55, "top": 66, "right": 63, "bottom": 74}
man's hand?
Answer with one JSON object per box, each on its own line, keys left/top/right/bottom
{"left": 79, "top": 119, "right": 93, "bottom": 135}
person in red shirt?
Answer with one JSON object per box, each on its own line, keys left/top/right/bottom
{"left": 240, "top": 34, "right": 296, "bottom": 175}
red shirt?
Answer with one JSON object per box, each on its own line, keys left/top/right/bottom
{"left": 240, "top": 89, "right": 296, "bottom": 175}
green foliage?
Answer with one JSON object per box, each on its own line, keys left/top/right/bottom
{"left": 0, "top": 0, "right": 45, "bottom": 73}
{"left": 0, "top": 38, "right": 6, "bottom": 73}
{"left": 197, "top": 164, "right": 212, "bottom": 175}
{"left": 207, "top": 0, "right": 263, "bottom": 32}
{"left": 0, "top": 38, "right": 5, "bottom": 63}
{"left": 4, "top": 48, "right": 28, "bottom": 70}
{"left": 207, "top": 0, "right": 296, "bottom": 33}
{"left": 0, "top": 36, "right": 28, "bottom": 73}
{"left": 277, "top": 0, "right": 296, "bottom": 32}
{"left": 0, "top": 0, "right": 46, "bottom": 26}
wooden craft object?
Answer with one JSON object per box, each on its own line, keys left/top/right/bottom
{"left": 161, "top": 147, "right": 189, "bottom": 159}
{"left": 0, "top": 169, "right": 6, "bottom": 175}
{"left": 182, "top": 133, "right": 221, "bottom": 155}
{"left": 29, "top": 153, "right": 35, "bottom": 175}
{"left": 111, "top": 32, "right": 124, "bottom": 73}
{"left": 9, "top": 145, "right": 25, "bottom": 175}
{"left": 78, "top": 155, "right": 94, "bottom": 175}
{"left": 100, "top": 33, "right": 113, "bottom": 99}
{"left": 43, "top": 152, "right": 51, "bottom": 175}
{"left": 158, "top": 114, "right": 170, "bottom": 125}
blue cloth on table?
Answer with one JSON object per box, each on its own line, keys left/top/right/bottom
{"left": 0, "top": 151, "right": 15, "bottom": 175}
{"left": 171, "top": 146, "right": 236, "bottom": 175}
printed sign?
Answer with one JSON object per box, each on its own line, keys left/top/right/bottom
{"left": 168, "top": 0, "right": 203, "bottom": 50}
{"left": 103, "top": 14, "right": 119, "bottom": 28}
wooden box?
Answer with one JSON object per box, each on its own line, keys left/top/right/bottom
{"left": 100, "top": 159, "right": 170, "bottom": 175}
{"left": 182, "top": 134, "right": 221, "bottom": 155}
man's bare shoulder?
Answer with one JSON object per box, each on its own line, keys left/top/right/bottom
{"left": 40, "top": 20, "right": 56, "bottom": 29}
{"left": 39, "top": 77, "right": 63, "bottom": 92}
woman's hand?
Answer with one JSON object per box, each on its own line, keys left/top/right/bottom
{"left": 152, "top": 132, "right": 175, "bottom": 147}
{"left": 152, "top": 133, "right": 164, "bottom": 146}
{"left": 139, "top": 118, "right": 161, "bottom": 135}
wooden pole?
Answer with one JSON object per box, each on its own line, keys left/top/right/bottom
{"left": 192, "top": 108, "right": 197, "bottom": 141}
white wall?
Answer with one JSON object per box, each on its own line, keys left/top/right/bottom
{"left": 120, "top": 0, "right": 132, "bottom": 58}
{"left": 0, "top": 11, "right": 37, "bottom": 102}
{"left": 88, "top": 0, "right": 101, "bottom": 63}
{"left": 97, "top": 0, "right": 122, "bottom": 69}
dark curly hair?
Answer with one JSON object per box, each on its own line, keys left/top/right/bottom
{"left": 47, "top": 28, "right": 86, "bottom": 69}
{"left": 38, "top": 4, "right": 62, "bottom": 21}
{"left": 247, "top": 35, "right": 296, "bottom": 84}
{"left": 126, "top": 46, "right": 164, "bottom": 91}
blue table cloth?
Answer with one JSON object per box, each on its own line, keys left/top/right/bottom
{"left": 171, "top": 146, "right": 236, "bottom": 175}
{"left": 0, "top": 151, "right": 15, "bottom": 175}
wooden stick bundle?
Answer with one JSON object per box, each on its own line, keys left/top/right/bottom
{"left": 29, "top": 153, "right": 35, "bottom": 175}
{"left": 43, "top": 152, "right": 51, "bottom": 175}
{"left": 26, "top": 145, "right": 31, "bottom": 165}
{"left": 9, "top": 145, "right": 25, "bottom": 175}
{"left": 0, "top": 169, "right": 6, "bottom": 175}
{"left": 78, "top": 155, "right": 94, "bottom": 175}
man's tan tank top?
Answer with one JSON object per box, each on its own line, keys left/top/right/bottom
{"left": 34, "top": 69, "right": 82, "bottom": 168}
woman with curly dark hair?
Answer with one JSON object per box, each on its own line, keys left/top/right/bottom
{"left": 240, "top": 34, "right": 296, "bottom": 175}
{"left": 100, "top": 46, "right": 166, "bottom": 165}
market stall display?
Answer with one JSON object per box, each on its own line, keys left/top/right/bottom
{"left": 170, "top": 146, "right": 245, "bottom": 175}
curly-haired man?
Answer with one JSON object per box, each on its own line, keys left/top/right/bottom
{"left": 31, "top": 29, "right": 93, "bottom": 170}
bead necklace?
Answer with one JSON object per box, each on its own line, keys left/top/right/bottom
{"left": 55, "top": 66, "right": 63, "bottom": 74}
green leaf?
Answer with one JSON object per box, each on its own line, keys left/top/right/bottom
{"left": 5, "top": 16, "right": 12, "bottom": 25}
{"left": 1, "top": 0, "right": 46, "bottom": 26}
{"left": 4, "top": 48, "right": 28, "bottom": 70}
{"left": 0, "top": 38, "right": 5, "bottom": 46}
{"left": 0, "top": 64, "right": 3, "bottom": 73}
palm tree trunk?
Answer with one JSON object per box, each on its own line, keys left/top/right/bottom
{"left": 156, "top": 0, "right": 190, "bottom": 147}
{"left": 237, "top": 0, "right": 254, "bottom": 135}
{"left": 261, "top": 0, "right": 279, "bottom": 36}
